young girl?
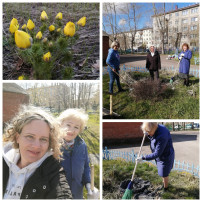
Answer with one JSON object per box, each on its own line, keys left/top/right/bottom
{"left": 58, "top": 108, "right": 97, "bottom": 199}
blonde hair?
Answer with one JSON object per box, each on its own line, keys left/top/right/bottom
{"left": 111, "top": 41, "right": 120, "bottom": 49}
{"left": 3, "top": 105, "right": 63, "bottom": 160}
{"left": 58, "top": 108, "right": 88, "bottom": 133}
{"left": 141, "top": 122, "right": 158, "bottom": 133}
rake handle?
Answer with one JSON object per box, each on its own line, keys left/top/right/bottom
{"left": 131, "top": 132, "right": 146, "bottom": 181}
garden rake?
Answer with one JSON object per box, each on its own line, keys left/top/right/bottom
{"left": 122, "top": 132, "right": 147, "bottom": 199}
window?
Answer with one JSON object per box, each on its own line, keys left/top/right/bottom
{"left": 169, "top": 13, "right": 172, "bottom": 17}
{"left": 175, "top": 20, "right": 178, "bottom": 25}
{"left": 191, "top": 17, "right": 198, "bottom": 22}
{"left": 190, "top": 42, "right": 196, "bottom": 46}
{"left": 169, "top": 21, "right": 172, "bottom": 25}
{"left": 191, "top": 8, "right": 198, "bottom": 13}
{"left": 175, "top": 12, "right": 179, "bottom": 17}
{"left": 174, "top": 27, "right": 178, "bottom": 32}
{"left": 182, "top": 27, "right": 188, "bottom": 32}
{"left": 182, "top": 19, "right": 188, "bottom": 24}
{"left": 182, "top": 10, "right": 188, "bottom": 15}
{"left": 182, "top": 35, "right": 187, "bottom": 39}
{"left": 191, "top": 25, "right": 197, "bottom": 30}
{"left": 190, "top": 34, "right": 197, "bottom": 39}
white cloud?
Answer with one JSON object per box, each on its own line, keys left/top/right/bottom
{"left": 119, "top": 18, "right": 127, "bottom": 26}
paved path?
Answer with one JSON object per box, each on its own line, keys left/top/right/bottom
{"left": 119, "top": 54, "right": 199, "bottom": 70}
{"left": 107, "top": 131, "right": 199, "bottom": 166}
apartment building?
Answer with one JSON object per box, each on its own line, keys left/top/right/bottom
{"left": 152, "top": 4, "right": 199, "bottom": 50}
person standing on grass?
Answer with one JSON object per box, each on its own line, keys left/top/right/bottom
{"left": 106, "top": 41, "right": 124, "bottom": 94}
{"left": 178, "top": 43, "right": 192, "bottom": 86}
{"left": 146, "top": 45, "right": 161, "bottom": 80}
{"left": 136, "top": 122, "right": 175, "bottom": 192}
{"left": 58, "top": 108, "right": 98, "bottom": 199}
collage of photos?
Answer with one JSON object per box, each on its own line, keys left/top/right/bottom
{"left": 1, "top": 1, "right": 200, "bottom": 201}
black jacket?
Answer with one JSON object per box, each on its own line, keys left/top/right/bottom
{"left": 3, "top": 156, "right": 72, "bottom": 199}
{"left": 146, "top": 51, "right": 161, "bottom": 71}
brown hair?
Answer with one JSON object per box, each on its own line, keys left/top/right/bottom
{"left": 182, "top": 43, "right": 189, "bottom": 50}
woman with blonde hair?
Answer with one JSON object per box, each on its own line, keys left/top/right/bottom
{"left": 136, "top": 122, "right": 175, "bottom": 191}
{"left": 3, "top": 105, "right": 72, "bottom": 199}
{"left": 58, "top": 108, "right": 98, "bottom": 199}
{"left": 106, "top": 41, "right": 124, "bottom": 94}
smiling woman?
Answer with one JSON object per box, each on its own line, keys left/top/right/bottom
{"left": 3, "top": 105, "right": 72, "bottom": 199}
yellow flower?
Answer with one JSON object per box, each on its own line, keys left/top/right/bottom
{"left": 27, "top": 19, "right": 35, "bottom": 30}
{"left": 21, "top": 24, "right": 27, "bottom": 30}
{"left": 15, "top": 30, "right": 32, "bottom": 49}
{"left": 64, "top": 22, "right": 75, "bottom": 37}
{"left": 18, "top": 75, "right": 25, "bottom": 80}
{"left": 56, "top": 12, "right": 62, "bottom": 20}
{"left": 40, "top": 11, "right": 48, "bottom": 21}
{"left": 77, "top": 17, "right": 86, "bottom": 27}
{"left": 36, "top": 31, "right": 42, "bottom": 39}
{"left": 43, "top": 52, "right": 51, "bottom": 62}
{"left": 57, "top": 28, "right": 61, "bottom": 32}
{"left": 9, "top": 18, "right": 19, "bottom": 34}
{"left": 49, "top": 25, "right": 55, "bottom": 32}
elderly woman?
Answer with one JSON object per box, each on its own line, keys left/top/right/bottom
{"left": 3, "top": 105, "right": 72, "bottom": 199}
{"left": 178, "top": 43, "right": 192, "bottom": 86}
{"left": 58, "top": 108, "right": 98, "bottom": 199}
{"left": 106, "top": 41, "right": 124, "bottom": 94}
{"left": 137, "top": 122, "right": 175, "bottom": 191}
{"left": 146, "top": 45, "right": 161, "bottom": 80}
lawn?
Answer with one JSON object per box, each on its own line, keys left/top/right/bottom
{"left": 103, "top": 160, "right": 199, "bottom": 199}
{"left": 103, "top": 71, "right": 199, "bottom": 119}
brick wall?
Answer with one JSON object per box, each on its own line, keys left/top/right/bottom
{"left": 103, "top": 36, "right": 109, "bottom": 62}
{"left": 3, "top": 92, "right": 29, "bottom": 123}
{"left": 103, "top": 122, "right": 143, "bottom": 142}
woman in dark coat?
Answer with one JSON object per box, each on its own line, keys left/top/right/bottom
{"left": 146, "top": 45, "right": 161, "bottom": 80}
{"left": 178, "top": 43, "right": 192, "bottom": 86}
{"left": 106, "top": 41, "right": 124, "bottom": 94}
{"left": 3, "top": 105, "right": 72, "bottom": 199}
{"left": 137, "top": 122, "right": 175, "bottom": 191}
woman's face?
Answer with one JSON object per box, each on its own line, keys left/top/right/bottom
{"left": 16, "top": 120, "right": 50, "bottom": 168}
{"left": 150, "top": 46, "right": 155, "bottom": 53}
{"left": 61, "top": 119, "right": 81, "bottom": 142}
{"left": 113, "top": 45, "right": 119, "bottom": 51}
{"left": 183, "top": 45, "right": 188, "bottom": 52}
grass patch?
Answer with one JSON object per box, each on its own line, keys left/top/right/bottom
{"left": 103, "top": 72, "right": 199, "bottom": 119}
{"left": 103, "top": 160, "right": 199, "bottom": 199}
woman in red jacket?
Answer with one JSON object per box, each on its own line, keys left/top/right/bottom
{"left": 146, "top": 45, "right": 161, "bottom": 80}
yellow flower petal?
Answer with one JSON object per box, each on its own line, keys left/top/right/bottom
{"left": 15, "top": 30, "right": 32, "bottom": 49}
{"left": 36, "top": 31, "right": 42, "bottom": 39}
{"left": 64, "top": 22, "right": 75, "bottom": 37}
{"left": 27, "top": 19, "right": 35, "bottom": 30}
{"left": 21, "top": 24, "right": 27, "bottom": 30}
{"left": 18, "top": 75, "right": 25, "bottom": 80}
{"left": 49, "top": 25, "right": 55, "bottom": 32}
{"left": 77, "top": 17, "right": 86, "bottom": 27}
{"left": 40, "top": 11, "right": 48, "bottom": 21}
{"left": 56, "top": 12, "right": 62, "bottom": 20}
{"left": 9, "top": 18, "right": 19, "bottom": 34}
{"left": 43, "top": 52, "right": 51, "bottom": 62}
{"left": 57, "top": 28, "right": 61, "bottom": 32}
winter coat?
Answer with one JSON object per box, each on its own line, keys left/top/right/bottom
{"left": 61, "top": 136, "right": 91, "bottom": 199}
{"left": 106, "top": 48, "right": 120, "bottom": 71}
{"left": 178, "top": 50, "right": 192, "bottom": 74}
{"left": 144, "top": 124, "right": 175, "bottom": 177}
{"left": 146, "top": 51, "right": 161, "bottom": 71}
{"left": 3, "top": 153, "right": 72, "bottom": 199}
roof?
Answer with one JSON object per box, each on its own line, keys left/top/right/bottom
{"left": 3, "top": 83, "right": 28, "bottom": 95}
{"left": 152, "top": 3, "right": 199, "bottom": 17}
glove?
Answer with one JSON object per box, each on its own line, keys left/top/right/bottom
{"left": 179, "top": 56, "right": 182, "bottom": 60}
{"left": 181, "top": 53, "right": 184, "bottom": 57}
{"left": 136, "top": 156, "right": 143, "bottom": 163}
{"left": 86, "top": 183, "right": 99, "bottom": 199}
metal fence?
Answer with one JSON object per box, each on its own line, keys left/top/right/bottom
{"left": 103, "top": 147, "right": 200, "bottom": 178}
{"left": 103, "top": 65, "right": 200, "bottom": 78}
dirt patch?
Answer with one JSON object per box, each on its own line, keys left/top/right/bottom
{"left": 3, "top": 3, "right": 99, "bottom": 80}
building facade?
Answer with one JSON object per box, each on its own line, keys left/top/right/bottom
{"left": 152, "top": 4, "right": 200, "bottom": 50}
